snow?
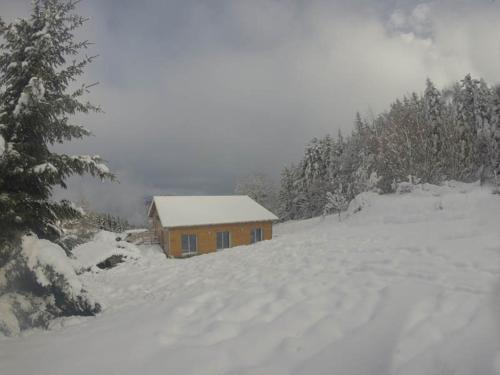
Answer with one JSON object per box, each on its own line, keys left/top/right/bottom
{"left": 29, "top": 77, "right": 45, "bottom": 100}
{"left": 21, "top": 235, "right": 83, "bottom": 297}
{"left": 32, "top": 162, "right": 57, "bottom": 174}
{"left": 33, "top": 26, "right": 48, "bottom": 39}
{"left": 12, "top": 77, "right": 45, "bottom": 118}
{"left": 7, "top": 62, "right": 18, "bottom": 70}
{"left": 71, "top": 231, "right": 141, "bottom": 269}
{"left": 0, "top": 134, "right": 4, "bottom": 157}
{"left": 95, "top": 162, "right": 109, "bottom": 174}
{"left": 12, "top": 91, "right": 30, "bottom": 117}
{"left": 150, "top": 195, "right": 279, "bottom": 228}
{"left": 0, "top": 294, "right": 29, "bottom": 336}
{"left": 70, "top": 155, "right": 110, "bottom": 175}
{"left": 1, "top": 183, "right": 500, "bottom": 375}
{"left": 124, "top": 228, "right": 148, "bottom": 234}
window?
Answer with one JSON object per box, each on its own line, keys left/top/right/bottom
{"left": 181, "top": 234, "right": 197, "bottom": 255}
{"left": 216, "top": 231, "right": 231, "bottom": 249}
{"left": 250, "top": 228, "right": 263, "bottom": 243}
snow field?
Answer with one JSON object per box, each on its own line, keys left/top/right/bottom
{"left": 1, "top": 182, "right": 500, "bottom": 375}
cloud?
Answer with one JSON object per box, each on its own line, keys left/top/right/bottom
{"left": 389, "top": 2, "right": 433, "bottom": 37}
{"left": 2, "top": 0, "right": 500, "bottom": 224}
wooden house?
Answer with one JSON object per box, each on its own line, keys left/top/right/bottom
{"left": 148, "top": 195, "right": 278, "bottom": 257}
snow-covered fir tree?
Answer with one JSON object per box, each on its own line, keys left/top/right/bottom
{"left": 491, "top": 86, "right": 500, "bottom": 183}
{"left": 453, "top": 74, "right": 481, "bottom": 179}
{"left": 424, "top": 79, "right": 444, "bottom": 169}
{"left": 0, "top": 0, "right": 113, "bottom": 335}
{"left": 0, "top": 0, "right": 113, "bottom": 247}
{"left": 278, "top": 165, "right": 301, "bottom": 220}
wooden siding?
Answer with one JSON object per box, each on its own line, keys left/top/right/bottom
{"left": 161, "top": 221, "right": 273, "bottom": 257}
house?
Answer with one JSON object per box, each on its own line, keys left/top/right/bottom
{"left": 148, "top": 195, "right": 279, "bottom": 257}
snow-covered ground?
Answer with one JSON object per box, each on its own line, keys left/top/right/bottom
{"left": 1, "top": 182, "right": 500, "bottom": 375}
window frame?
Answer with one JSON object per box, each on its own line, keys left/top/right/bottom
{"left": 216, "top": 231, "right": 231, "bottom": 250}
{"left": 181, "top": 234, "right": 197, "bottom": 256}
{"left": 250, "top": 228, "right": 263, "bottom": 244}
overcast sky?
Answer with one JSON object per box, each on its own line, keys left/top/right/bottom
{"left": 2, "top": 0, "right": 500, "bottom": 223}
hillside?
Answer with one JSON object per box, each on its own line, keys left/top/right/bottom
{"left": 1, "top": 182, "right": 500, "bottom": 375}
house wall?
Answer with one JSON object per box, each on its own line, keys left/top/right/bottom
{"left": 163, "top": 221, "right": 273, "bottom": 257}
{"left": 150, "top": 208, "right": 166, "bottom": 247}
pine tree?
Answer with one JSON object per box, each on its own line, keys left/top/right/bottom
{"left": 0, "top": 0, "right": 113, "bottom": 249}
{"left": 423, "top": 79, "right": 444, "bottom": 177}
{"left": 0, "top": 0, "right": 111, "bottom": 335}
{"left": 491, "top": 86, "right": 500, "bottom": 184}
{"left": 453, "top": 74, "right": 480, "bottom": 179}
{"left": 475, "top": 80, "right": 496, "bottom": 183}
{"left": 278, "top": 165, "right": 298, "bottom": 220}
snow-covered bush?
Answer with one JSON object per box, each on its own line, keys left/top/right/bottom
{"left": 396, "top": 182, "right": 414, "bottom": 194}
{"left": 323, "top": 185, "right": 349, "bottom": 220}
{"left": 0, "top": 234, "right": 100, "bottom": 336}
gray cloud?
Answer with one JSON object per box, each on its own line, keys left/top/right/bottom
{"left": 2, "top": 0, "right": 500, "bottom": 224}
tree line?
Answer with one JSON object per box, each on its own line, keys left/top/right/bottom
{"left": 277, "top": 76, "right": 500, "bottom": 220}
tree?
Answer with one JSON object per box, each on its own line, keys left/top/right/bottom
{"left": 235, "top": 173, "right": 277, "bottom": 213}
{"left": 0, "top": 0, "right": 112, "bottom": 335}
{"left": 424, "top": 79, "right": 445, "bottom": 175}
{"left": 323, "top": 185, "right": 348, "bottom": 221}
{"left": 278, "top": 165, "right": 300, "bottom": 220}
{"left": 278, "top": 74, "right": 500, "bottom": 224}
{"left": 490, "top": 86, "right": 500, "bottom": 184}
{"left": 452, "top": 74, "right": 481, "bottom": 179}
{"left": 0, "top": 0, "right": 113, "bottom": 249}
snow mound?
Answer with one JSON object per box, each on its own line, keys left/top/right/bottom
{"left": 347, "top": 191, "right": 377, "bottom": 214}
{"left": 72, "top": 231, "right": 141, "bottom": 269}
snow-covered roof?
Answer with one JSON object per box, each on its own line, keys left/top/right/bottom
{"left": 148, "top": 195, "right": 278, "bottom": 228}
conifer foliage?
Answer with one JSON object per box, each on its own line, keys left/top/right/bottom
{"left": 0, "top": 0, "right": 112, "bottom": 335}
{"left": 0, "top": 0, "right": 113, "bottom": 247}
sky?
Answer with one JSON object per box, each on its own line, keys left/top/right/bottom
{"left": 2, "top": 0, "right": 500, "bottom": 223}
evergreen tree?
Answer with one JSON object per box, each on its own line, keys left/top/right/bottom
{"left": 424, "top": 78, "right": 444, "bottom": 175}
{"left": 490, "top": 86, "right": 500, "bottom": 183}
{"left": 278, "top": 165, "right": 299, "bottom": 220}
{"left": 0, "top": 0, "right": 112, "bottom": 335}
{"left": 0, "top": 0, "right": 113, "bottom": 249}
{"left": 475, "top": 80, "right": 496, "bottom": 183}
{"left": 453, "top": 74, "right": 480, "bottom": 178}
